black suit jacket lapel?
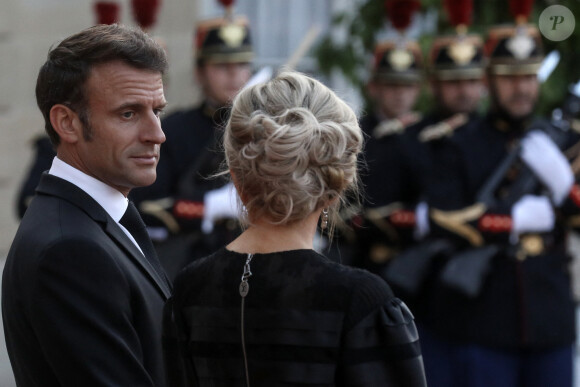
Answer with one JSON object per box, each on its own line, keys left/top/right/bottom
{"left": 103, "top": 220, "right": 172, "bottom": 297}
{"left": 36, "top": 173, "right": 172, "bottom": 299}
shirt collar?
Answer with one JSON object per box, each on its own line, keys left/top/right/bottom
{"left": 48, "top": 156, "right": 128, "bottom": 222}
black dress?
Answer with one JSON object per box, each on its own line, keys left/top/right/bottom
{"left": 163, "top": 247, "right": 427, "bottom": 387}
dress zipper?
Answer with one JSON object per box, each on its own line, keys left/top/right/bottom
{"left": 239, "top": 253, "right": 253, "bottom": 387}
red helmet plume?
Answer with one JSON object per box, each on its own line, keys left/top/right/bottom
{"left": 217, "top": 0, "right": 235, "bottom": 7}
{"left": 385, "top": 0, "right": 421, "bottom": 32}
{"left": 510, "top": 0, "right": 534, "bottom": 24}
{"left": 131, "top": 0, "right": 162, "bottom": 30}
{"left": 444, "top": 0, "right": 473, "bottom": 28}
{"left": 94, "top": 1, "right": 120, "bottom": 25}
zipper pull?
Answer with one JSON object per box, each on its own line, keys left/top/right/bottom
{"left": 239, "top": 253, "right": 253, "bottom": 297}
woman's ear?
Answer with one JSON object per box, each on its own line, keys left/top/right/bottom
{"left": 49, "top": 104, "right": 82, "bottom": 144}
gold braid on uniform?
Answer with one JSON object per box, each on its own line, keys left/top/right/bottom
{"left": 138, "top": 198, "right": 181, "bottom": 234}
{"left": 564, "top": 129, "right": 580, "bottom": 175}
{"left": 430, "top": 203, "right": 486, "bottom": 246}
{"left": 567, "top": 216, "right": 580, "bottom": 228}
{"left": 364, "top": 202, "right": 406, "bottom": 242}
{"left": 569, "top": 119, "right": 580, "bottom": 135}
{"left": 372, "top": 119, "right": 406, "bottom": 139}
{"left": 372, "top": 112, "right": 422, "bottom": 140}
{"left": 418, "top": 113, "right": 468, "bottom": 142}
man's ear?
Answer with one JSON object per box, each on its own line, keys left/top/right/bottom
{"left": 49, "top": 104, "right": 82, "bottom": 144}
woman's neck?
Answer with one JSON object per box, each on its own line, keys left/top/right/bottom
{"left": 227, "top": 210, "right": 321, "bottom": 254}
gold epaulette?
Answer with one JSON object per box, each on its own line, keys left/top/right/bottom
{"left": 418, "top": 113, "right": 468, "bottom": 142}
{"left": 372, "top": 119, "right": 405, "bottom": 139}
{"left": 372, "top": 112, "right": 421, "bottom": 139}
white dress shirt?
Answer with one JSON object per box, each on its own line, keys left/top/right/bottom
{"left": 48, "top": 156, "right": 143, "bottom": 254}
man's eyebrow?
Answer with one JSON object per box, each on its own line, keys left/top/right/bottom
{"left": 114, "top": 100, "right": 168, "bottom": 111}
{"left": 115, "top": 102, "right": 144, "bottom": 111}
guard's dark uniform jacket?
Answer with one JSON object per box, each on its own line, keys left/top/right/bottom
{"left": 426, "top": 112, "right": 577, "bottom": 349}
{"left": 354, "top": 112, "right": 424, "bottom": 271}
{"left": 133, "top": 103, "right": 220, "bottom": 203}
{"left": 16, "top": 135, "right": 55, "bottom": 219}
{"left": 354, "top": 111, "right": 481, "bottom": 317}
{"left": 131, "top": 102, "right": 241, "bottom": 280}
{"left": 354, "top": 112, "right": 475, "bottom": 271}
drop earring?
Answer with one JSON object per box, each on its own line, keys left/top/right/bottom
{"left": 320, "top": 208, "right": 329, "bottom": 231}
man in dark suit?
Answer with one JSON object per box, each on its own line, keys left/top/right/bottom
{"left": 2, "top": 24, "right": 171, "bottom": 386}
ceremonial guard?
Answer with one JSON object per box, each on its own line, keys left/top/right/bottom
{"left": 423, "top": 1, "right": 578, "bottom": 385}
{"left": 132, "top": 0, "right": 253, "bottom": 280}
{"left": 16, "top": 135, "right": 55, "bottom": 218}
{"left": 354, "top": 0, "right": 486, "bottom": 286}
{"left": 353, "top": 0, "right": 423, "bottom": 272}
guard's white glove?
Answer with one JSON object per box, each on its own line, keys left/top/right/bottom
{"left": 520, "top": 130, "right": 573, "bottom": 206}
{"left": 511, "top": 195, "right": 555, "bottom": 240}
{"left": 202, "top": 182, "right": 239, "bottom": 234}
{"left": 414, "top": 201, "right": 430, "bottom": 240}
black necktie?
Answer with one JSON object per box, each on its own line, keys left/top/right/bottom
{"left": 120, "top": 201, "right": 168, "bottom": 283}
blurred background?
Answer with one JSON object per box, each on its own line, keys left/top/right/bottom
{"left": 1, "top": 0, "right": 580, "bottom": 385}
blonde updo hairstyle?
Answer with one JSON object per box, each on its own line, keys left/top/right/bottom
{"left": 224, "top": 70, "right": 363, "bottom": 235}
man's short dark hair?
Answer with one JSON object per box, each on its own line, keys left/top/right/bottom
{"left": 36, "top": 24, "right": 168, "bottom": 146}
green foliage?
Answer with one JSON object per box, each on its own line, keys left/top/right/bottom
{"left": 314, "top": 0, "right": 580, "bottom": 116}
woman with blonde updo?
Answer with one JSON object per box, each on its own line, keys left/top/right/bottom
{"left": 163, "top": 71, "right": 427, "bottom": 386}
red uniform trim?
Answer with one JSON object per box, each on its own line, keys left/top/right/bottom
{"left": 173, "top": 199, "right": 204, "bottom": 219}
{"left": 569, "top": 184, "right": 580, "bottom": 208}
{"left": 389, "top": 210, "right": 416, "bottom": 228}
{"left": 478, "top": 214, "right": 512, "bottom": 233}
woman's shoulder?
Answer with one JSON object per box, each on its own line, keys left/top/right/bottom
{"left": 337, "top": 266, "right": 404, "bottom": 323}
{"left": 321, "top": 255, "right": 395, "bottom": 298}
{"left": 172, "top": 248, "right": 230, "bottom": 291}
{"left": 309, "top": 256, "right": 414, "bottom": 326}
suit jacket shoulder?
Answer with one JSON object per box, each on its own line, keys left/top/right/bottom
{"left": 3, "top": 173, "right": 169, "bottom": 387}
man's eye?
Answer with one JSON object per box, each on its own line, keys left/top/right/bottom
{"left": 154, "top": 109, "right": 164, "bottom": 118}
{"left": 122, "top": 111, "right": 134, "bottom": 119}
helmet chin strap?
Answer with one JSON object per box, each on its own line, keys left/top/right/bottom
{"left": 490, "top": 100, "right": 535, "bottom": 134}
{"left": 488, "top": 79, "right": 537, "bottom": 133}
